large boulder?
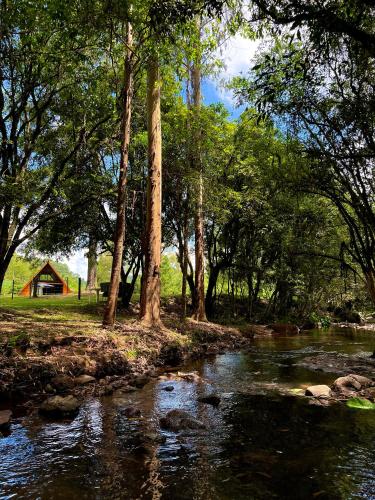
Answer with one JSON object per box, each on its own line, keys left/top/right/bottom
{"left": 39, "top": 395, "right": 80, "bottom": 418}
{"left": 332, "top": 374, "right": 374, "bottom": 395}
{"left": 160, "top": 409, "right": 206, "bottom": 431}
{"left": 305, "top": 385, "right": 332, "bottom": 398}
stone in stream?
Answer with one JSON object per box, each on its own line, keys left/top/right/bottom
{"left": 163, "top": 385, "right": 174, "bottom": 392}
{"left": 332, "top": 374, "right": 374, "bottom": 395}
{"left": 39, "top": 395, "right": 80, "bottom": 418}
{"left": 160, "top": 409, "right": 206, "bottom": 431}
{"left": 305, "top": 385, "right": 332, "bottom": 398}
{"left": 0, "top": 410, "right": 12, "bottom": 430}
{"left": 75, "top": 374, "right": 96, "bottom": 385}
{"left": 198, "top": 394, "right": 221, "bottom": 406}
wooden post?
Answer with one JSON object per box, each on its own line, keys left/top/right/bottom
{"left": 78, "top": 277, "right": 81, "bottom": 300}
{"left": 11, "top": 279, "right": 14, "bottom": 300}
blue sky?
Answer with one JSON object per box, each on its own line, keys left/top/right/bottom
{"left": 202, "top": 79, "right": 245, "bottom": 119}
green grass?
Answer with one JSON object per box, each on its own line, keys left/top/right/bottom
{"left": 0, "top": 293, "right": 135, "bottom": 324}
{"left": 0, "top": 294, "right": 96, "bottom": 309}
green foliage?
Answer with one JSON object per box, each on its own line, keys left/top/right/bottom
{"left": 5, "top": 331, "right": 30, "bottom": 349}
{"left": 160, "top": 254, "right": 183, "bottom": 298}
{"left": 347, "top": 398, "right": 375, "bottom": 410}
{"left": 97, "top": 254, "right": 113, "bottom": 285}
{"left": 309, "top": 312, "right": 331, "bottom": 329}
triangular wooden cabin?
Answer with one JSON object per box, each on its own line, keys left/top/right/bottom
{"left": 19, "top": 261, "right": 72, "bottom": 296}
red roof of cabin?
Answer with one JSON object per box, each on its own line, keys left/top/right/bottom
{"left": 19, "top": 261, "right": 72, "bottom": 296}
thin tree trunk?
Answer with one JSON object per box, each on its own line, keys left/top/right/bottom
{"left": 205, "top": 265, "right": 220, "bottom": 317}
{"left": 181, "top": 199, "right": 189, "bottom": 318}
{"left": 139, "top": 54, "right": 162, "bottom": 327}
{"left": 103, "top": 22, "right": 134, "bottom": 326}
{"left": 86, "top": 237, "right": 98, "bottom": 289}
{"left": 191, "top": 20, "right": 207, "bottom": 321}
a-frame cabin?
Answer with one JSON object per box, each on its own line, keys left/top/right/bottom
{"left": 19, "top": 261, "right": 72, "bottom": 297}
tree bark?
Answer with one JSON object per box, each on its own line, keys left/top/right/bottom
{"left": 181, "top": 200, "right": 189, "bottom": 318}
{"left": 205, "top": 265, "right": 221, "bottom": 316}
{"left": 191, "top": 21, "right": 207, "bottom": 322}
{"left": 86, "top": 237, "right": 98, "bottom": 289}
{"left": 139, "top": 54, "right": 162, "bottom": 327}
{"left": 103, "top": 22, "right": 134, "bottom": 326}
{"left": 365, "top": 269, "right": 375, "bottom": 305}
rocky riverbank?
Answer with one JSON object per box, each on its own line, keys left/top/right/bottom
{"left": 0, "top": 308, "right": 251, "bottom": 404}
{"left": 1, "top": 306, "right": 375, "bottom": 430}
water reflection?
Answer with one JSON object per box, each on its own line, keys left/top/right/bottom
{"left": 0, "top": 328, "right": 374, "bottom": 499}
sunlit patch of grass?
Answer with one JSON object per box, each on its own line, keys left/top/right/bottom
{"left": 124, "top": 349, "right": 138, "bottom": 360}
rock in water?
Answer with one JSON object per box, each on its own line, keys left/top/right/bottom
{"left": 198, "top": 394, "right": 221, "bottom": 406}
{"left": 75, "top": 375, "right": 96, "bottom": 385}
{"left": 121, "top": 406, "right": 142, "bottom": 418}
{"left": 332, "top": 374, "right": 374, "bottom": 395}
{"left": 305, "top": 385, "right": 332, "bottom": 398}
{"left": 163, "top": 385, "right": 174, "bottom": 392}
{"left": 0, "top": 410, "right": 12, "bottom": 430}
{"left": 39, "top": 395, "right": 80, "bottom": 418}
{"left": 160, "top": 409, "right": 206, "bottom": 431}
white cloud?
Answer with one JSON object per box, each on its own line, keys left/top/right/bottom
{"left": 218, "top": 34, "right": 260, "bottom": 78}
{"left": 61, "top": 249, "right": 87, "bottom": 279}
{"left": 213, "top": 34, "right": 261, "bottom": 106}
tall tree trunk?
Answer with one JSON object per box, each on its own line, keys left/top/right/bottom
{"left": 139, "top": 55, "right": 162, "bottom": 327}
{"left": 191, "top": 21, "right": 207, "bottom": 322}
{"left": 86, "top": 237, "right": 98, "bottom": 289}
{"left": 103, "top": 22, "right": 134, "bottom": 326}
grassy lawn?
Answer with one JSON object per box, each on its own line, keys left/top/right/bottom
{"left": 0, "top": 293, "right": 97, "bottom": 310}
{"left": 0, "top": 294, "right": 112, "bottom": 338}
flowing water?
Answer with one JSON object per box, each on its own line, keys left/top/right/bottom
{"left": 1, "top": 328, "right": 375, "bottom": 499}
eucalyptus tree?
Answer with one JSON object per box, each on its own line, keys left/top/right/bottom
{"left": 103, "top": 13, "right": 135, "bottom": 326}
{"left": 139, "top": 51, "right": 163, "bottom": 326}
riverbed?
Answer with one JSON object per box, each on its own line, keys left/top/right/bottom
{"left": 1, "top": 328, "right": 374, "bottom": 499}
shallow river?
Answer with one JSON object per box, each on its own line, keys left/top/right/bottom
{"left": 1, "top": 328, "right": 375, "bottom": 499}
